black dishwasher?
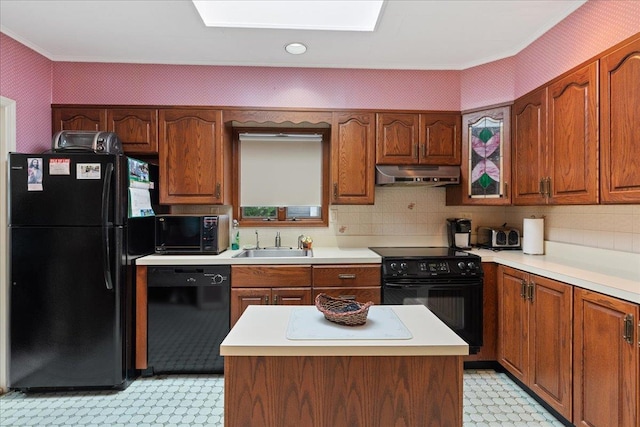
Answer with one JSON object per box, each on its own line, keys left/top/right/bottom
{"left": 146, "top": 265, "right": 230, "bottom": 374}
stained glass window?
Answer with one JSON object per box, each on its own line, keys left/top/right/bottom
{"left": 468, "top": 116, "right": 504, "bottom": 198}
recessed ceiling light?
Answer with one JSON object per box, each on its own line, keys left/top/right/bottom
{"left": 285, "top": 42, "right": 307, "bottom": 55}
{"left": 192, "top": 1, "right": 384, "bottom": 32}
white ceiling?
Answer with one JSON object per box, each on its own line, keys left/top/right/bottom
{"left": 0, "top": 0, "right": 587, "bottom": 70}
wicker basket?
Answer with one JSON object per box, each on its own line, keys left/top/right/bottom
{"left": 315, "top": 293, "right": 373, "bottom": 326}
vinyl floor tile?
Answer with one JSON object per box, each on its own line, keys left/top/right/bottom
{"left": 0, "top": 370, "right": 564, "bottom": 426}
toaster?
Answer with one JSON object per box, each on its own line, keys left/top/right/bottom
{"left": 477, "top": 226, "right": 521, "bottom": 249}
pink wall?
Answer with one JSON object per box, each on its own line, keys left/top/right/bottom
{"left": 2, "top": 1, "right": 640, "bottom": 152}
{"left": 514, "top": 0, "right": 640, "bottom": 99}
{"left": 0, "top": 33, "right": 52, "bottom": 153}
{"left": 460, "top": 0, "right": 640, "bottom": 110}
{"left": 460, "top": 57, "right": 516, "bottom": 112}
{"left": 51, "top": 63, "right": 461, "bottom": 111}
{"left": 49, "top": 1, "right": 640, "bottom": 114}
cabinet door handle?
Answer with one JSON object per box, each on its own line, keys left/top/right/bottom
{"left": 338, "top": 295, "right": 356, "bottom": 300}
{"left": 414, "top": 144, "right": 419, "bottom": 159}
{"left": 527, "top": 281, "right": 535, "bottom": 303}
{"left": 420, "top": 144, "right": 426, "bottom": 158}
{"left": 338, "top": 274, "right": 356, "bottom": 279}
{"left": 333, "top": 183, "right": 338, "bottom": 199}
{"left": 273, "top": 295, "right": 279, "bottom": 305}
{"left": 215, "top": 183, "right": 221, "bottom": 199}
{"left": 520, "top": 280, "right": 527, "bottom": 299}
{"left": 545, "top": 177, "right": 551, "bottom": 198}
{"left": 539, "top": 179, "right": 545, "bottom": 197}
{"left": 503, "top": 182, "right": 508, "bottom": 198}
{"left": 264, "top": 295, "right": 269, "bottom": 305}
{"left": 623, "top": 314, "right": 634, "bottom": 344}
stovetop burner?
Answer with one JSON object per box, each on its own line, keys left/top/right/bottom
{"left": 369, "top": 246, "right": 476, "bottom": 259}
{"left": 369, "top": 247, "right": 482, "bottom": 278}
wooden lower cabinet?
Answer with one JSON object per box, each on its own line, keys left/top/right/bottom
{"left": 498, "top": 267, "right": 529, "bottom": 379}
{"left": 573, "top": 288, "right": 639, "bottom": 427}
{"left": 230, "top": 287, "right": 312, "bottom": 326}
{"left": 230, "top": 265, "right": 312, "bottom": 326}
{"left": 498, "top": 266, "right": 573, "bottom": 420}
{"left": 311, "top": 264, "right": 381, "bottom": 304}
{"left": 224, "top": 354, "right": 463, "bottom": 427}
{"left": 230, "top": 264, "right": 382, "bottom": 327}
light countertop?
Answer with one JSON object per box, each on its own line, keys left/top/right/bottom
{"left": 468, "top": 242, "right": 639, "bottom": 304}
{"left": 219, "top": 304, "right": 469, "bottom": 357}
{"left": 136, "top": 246, "right": 381, "bottom": 265}
{"left": 136, "top": 242, "right": 639, "bottom": 304}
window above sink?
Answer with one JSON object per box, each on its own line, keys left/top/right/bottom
{"left": 232, "top": 128, "right": 330, "bottom": 227}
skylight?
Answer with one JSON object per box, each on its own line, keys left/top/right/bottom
{"left": 192, "top": 0, "right": 384, "bottom": 31}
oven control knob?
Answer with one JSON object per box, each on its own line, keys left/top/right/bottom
{"left": 211, "top": 274, "right": 225, "bottom": 284}
{"left": 467, "top": 262, "right": 477, "bottom": 270}
{"left": 389, "top": 262, "right": 398, "bottom": 271}
{"left": 400, "top": 262, "right": 408, "bottom": 271}
{"left": 457, "top": 261, "right": 466, "bottom": 270}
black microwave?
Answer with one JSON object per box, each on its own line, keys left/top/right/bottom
{"left": 155, "top": 215, "right": 229, "bottom": 255}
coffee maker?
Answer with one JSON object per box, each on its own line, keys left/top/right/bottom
{"left": 447, "top": 218, "right": 472, "bottom": 249}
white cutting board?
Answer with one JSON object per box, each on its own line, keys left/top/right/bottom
{"left": 286, "top": 306, "right": 413, "bottom": 340}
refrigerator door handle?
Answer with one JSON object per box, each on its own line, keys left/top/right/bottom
{"left": 102, "top": 163, "right": 114, "bottom": 290}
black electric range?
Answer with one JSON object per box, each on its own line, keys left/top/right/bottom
{"left": 369, "top": 247, "right": 483, "bottom": 353}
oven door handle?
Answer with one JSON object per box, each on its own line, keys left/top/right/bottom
{"left": 384, "top": 283, "right": 425, "bottom": 289}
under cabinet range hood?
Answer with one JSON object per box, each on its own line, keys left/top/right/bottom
{"left": 375, "top": 165, "right": 460, "bottom": 187}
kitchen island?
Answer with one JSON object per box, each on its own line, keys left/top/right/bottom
{"left": 220, "top": 304, "right": 468, "bottom": 427}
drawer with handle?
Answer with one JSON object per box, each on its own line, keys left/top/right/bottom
{"left": 312, "top": 265, "right": 381, "bottom": 287}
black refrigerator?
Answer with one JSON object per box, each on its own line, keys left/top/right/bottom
{"left": 8, "top": 152, "right": 156, "bottom": 391}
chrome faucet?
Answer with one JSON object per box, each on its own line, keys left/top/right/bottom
{"left": 297, "top": 234, "right": 305, "bottom": 249}
{"left": 275, "top": 231, "right": 281, "bottom": 248}
{"left": 255, "top": 230, "right": 260, "bottom": 249}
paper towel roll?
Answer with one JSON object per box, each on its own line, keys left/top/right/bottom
{"left": 523, "top": 217, "right": 544, "bottom": 255}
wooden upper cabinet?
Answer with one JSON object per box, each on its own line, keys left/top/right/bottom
{"left": 375, "top": 113, "right": 419, "bottom": 164}
{"left": 600, "top": 36, "right": 640, "bottom": 203}
{"left": 548, "top": 62, "right": 599, "bottom": 204}
{"left": 52, "top": 106, "right": 159, "bottom": 155}
{"left": 159, "top": 108, "right": 224, "bottom": 204}
{"left": 419, "top": 113, "right": 461, "bottom": 165}
{"left": 446, "top": 106, "right": 511, "bottom": 206}
{"left": 376, "top": 112, "right": 461, "bottom": 166}
{"left": 107, "top": 108, "right": 158, "bottom": 154}
{"left": 52, "top": 107, "right": 107, "bottom": 133}
{"left": 331, "top": 112, "right": 375, "bottom": 204}
{"left": 512, "top": 87, "right": 548, "bottom": 205}
{"left": 513, "top": 62, "right": 599, "bottom": 205}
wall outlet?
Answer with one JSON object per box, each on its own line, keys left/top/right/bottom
{"left": 330, "top": 208, "right": 338, "bottom": 222}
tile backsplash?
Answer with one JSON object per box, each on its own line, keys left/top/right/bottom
{"left": 173, "top": 187, "right": 640, "bottom": 254}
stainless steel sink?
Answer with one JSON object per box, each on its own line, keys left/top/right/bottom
{"left": 232, "top": 248, "right": 313, "bottom": 258}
